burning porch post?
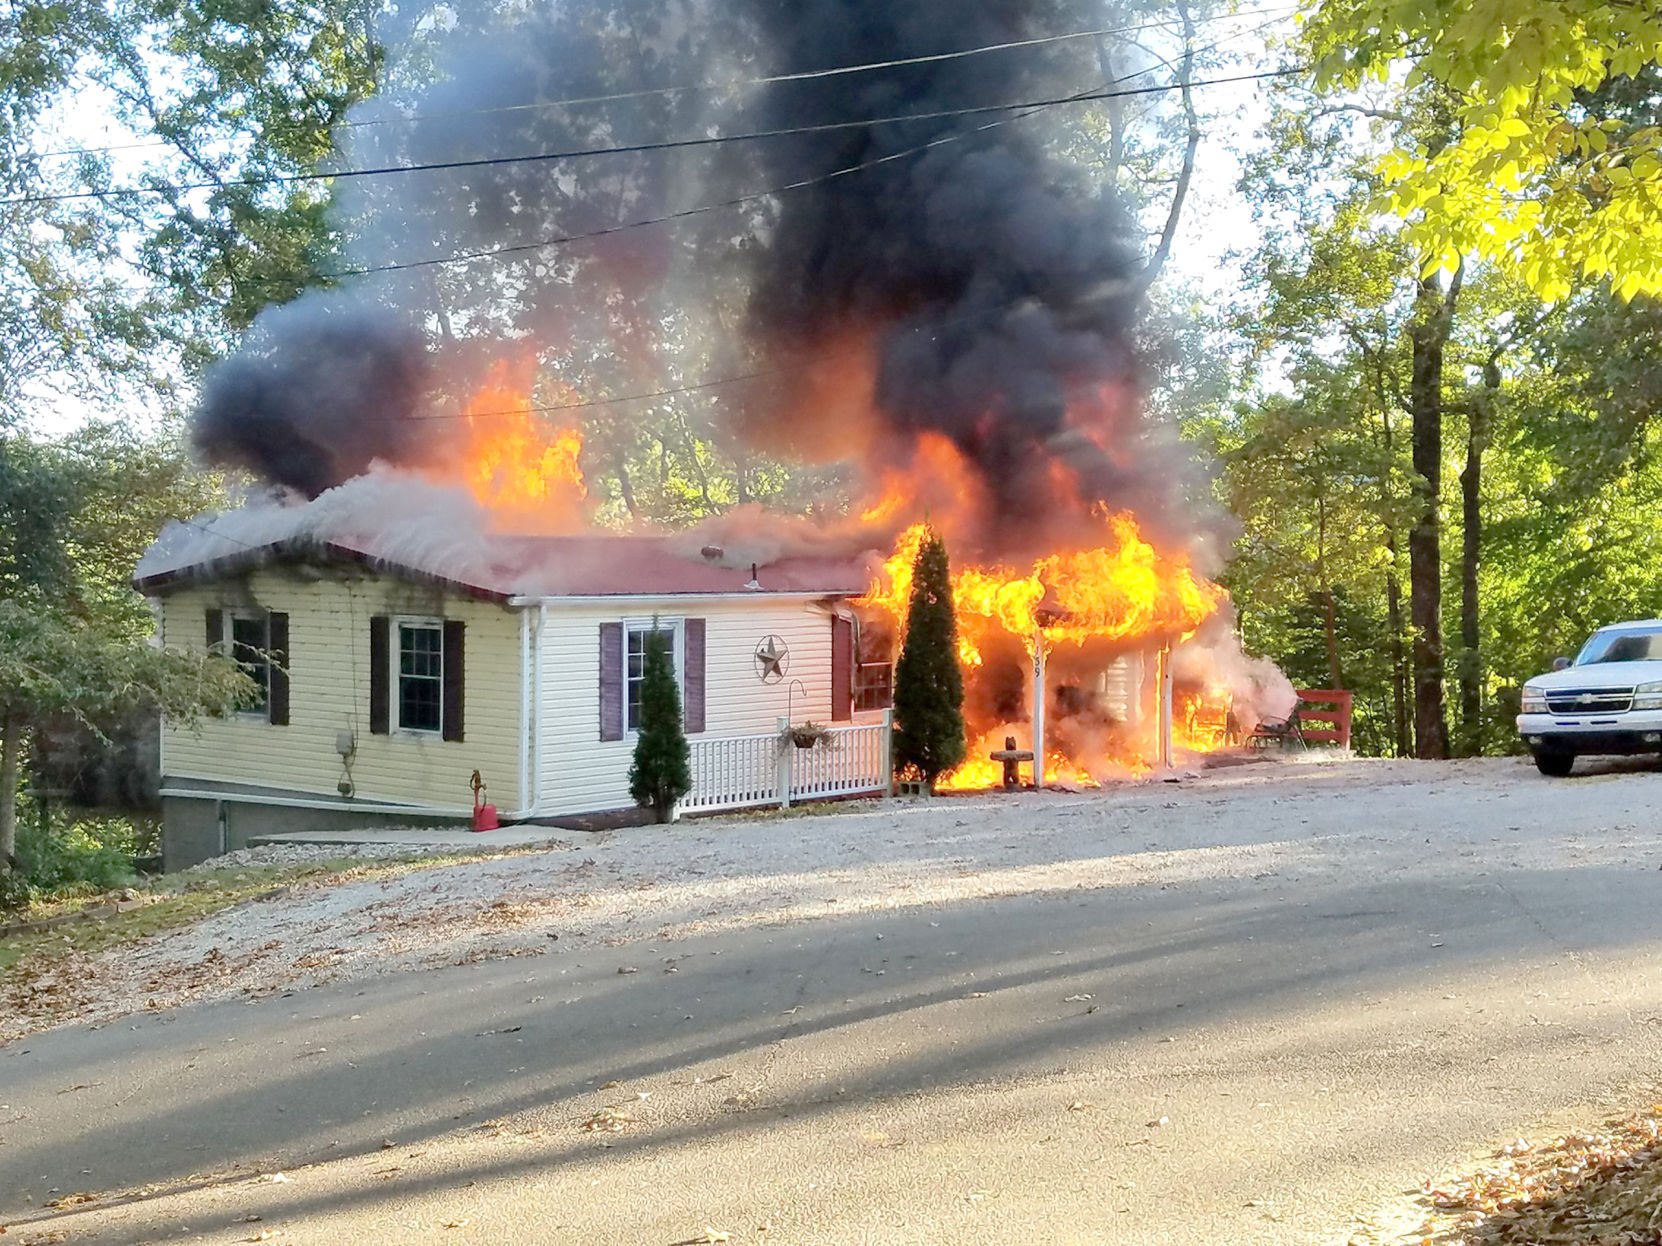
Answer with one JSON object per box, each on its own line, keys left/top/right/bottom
{"left": 1031, "top": 626, "right": 1047, "bottom": 790}
{"left": 1157, "top": 642, "right": 1174, "bottom": 770}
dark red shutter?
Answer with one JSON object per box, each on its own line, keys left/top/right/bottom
{"left": 599, "top": 622, "right": 624, "bottom": 741}
{"left": 267, "top": 612, "right": 290, "bottom": 726}
{"left": 683, "top": 618, "right": 706, "bottom": 734}
{"left": 831, "top": 615, "right": 854, "bottom": 722}
{"left": 442, "top": 620, "right": 465, "bottom": 743}
{"left": 369, "top": 615, "right": 390, "bottom": 736}
{"left": 205, "top": 608, "right": 224, "bottom": 653}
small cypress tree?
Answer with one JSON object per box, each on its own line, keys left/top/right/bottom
{"left": 892, "top": 530, "right": 967, "bottom": 787}
{"left": 628, "top": 627, "right": 692, "bottom": 823}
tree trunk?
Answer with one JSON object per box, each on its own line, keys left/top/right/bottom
{"left": 613, "top": 458, "right": 642, "bottom": 521}
{"left": 1385, "top": 551, "right": 1412, "bottom": 757}
{"left": 1375, "top": 400, "right": 1413, "bottom": 758}
{"left": 1406, "top": 266, "right": 1461, "bottom": 759}
{"left": 1456, "top": 368, "right": 1494, "bottom": 756}
{"left": 1135, "top": 0, "right": 1199, "bottom": 294}
{"left": 0, "top": 713, "right": 21, "bottom": 870}
{"left": 1315, "top": 493, "right": 1343, "bottom": 690}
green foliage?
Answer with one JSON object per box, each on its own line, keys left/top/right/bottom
{"left": 1302, "top": 0, "right": 1662, "bottom": 299}
{"left": 13, "top": 810, "right": 143, "bottom": 900}
{"left": 0, "top": 430, "right": 251, "bottom": 870}
{"left": 628, "top": 628, "right": 691, "bottom": 823}
{"left": 892, "top": 532, "right": 967, "bottom": 786}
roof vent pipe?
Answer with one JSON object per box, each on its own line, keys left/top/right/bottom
{"left": 745, "top": 563, "right": 762, "bottom": 591}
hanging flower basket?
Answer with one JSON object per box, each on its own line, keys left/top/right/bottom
{"left": 786, "top": 721, "right": 832, "bottom": 750}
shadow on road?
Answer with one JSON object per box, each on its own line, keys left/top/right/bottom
{"left": 4, "top": 848, "right": 1659, "bottom": 1240}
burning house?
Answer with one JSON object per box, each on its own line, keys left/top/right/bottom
{"left": 138, "top": 0, "right": 1295, "bottom": 864}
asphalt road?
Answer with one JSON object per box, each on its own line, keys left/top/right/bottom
{"left": 5, "top": 759, "right": 1662, "bottom": 1244}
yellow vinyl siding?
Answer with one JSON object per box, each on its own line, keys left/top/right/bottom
{"left": 158, "top": 569, "right": 523, "bottom": 811}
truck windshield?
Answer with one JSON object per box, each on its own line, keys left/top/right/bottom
{"left": 1577, "top": 629, "right": 1662, "bottom": 664}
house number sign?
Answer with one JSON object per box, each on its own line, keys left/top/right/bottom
{"left": 753, "top": 635, "right": 790, "bottom": 684}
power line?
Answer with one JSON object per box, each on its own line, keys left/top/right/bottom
{"left": 20, "top": 5, "right": 1297, "bottom": 165}
{"left": 51, "top": 42, "right": 1292, "bottom": 299}
{"left": 7, "top": 68, "right": 1295, "bottom": 208}
{"left": 67, "top": 14, "right": 1291, "bottom": 326}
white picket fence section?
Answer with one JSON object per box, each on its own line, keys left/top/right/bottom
{"left": 677, "top": 732, "right": 780, "bottom": 814}
{"left": 680, "top": 711, "right": 892, "bottom": 815}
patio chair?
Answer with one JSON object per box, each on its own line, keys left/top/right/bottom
{"left": 1248, "top": 708, "right": 1307, "bottom": 751}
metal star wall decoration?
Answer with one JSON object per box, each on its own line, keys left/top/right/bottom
{"left": 753, "top": 634, "right": 790, "bottom": 683}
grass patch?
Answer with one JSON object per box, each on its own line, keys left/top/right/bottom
{"left": 0, "top": 851, "right": 491, "bottom": 977}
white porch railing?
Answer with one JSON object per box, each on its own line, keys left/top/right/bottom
{"left": 680, "top": 711, "right": 892, "bottom": 815}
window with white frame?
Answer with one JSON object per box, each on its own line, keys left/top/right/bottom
{"left": 230, "top": 613, "right": 271, "bottom": 713}
{"left": 626, "top": 621, "right": 679, "bottom": 731}
{"left": 396, "top": 620, "right": 444, "bottom": 733}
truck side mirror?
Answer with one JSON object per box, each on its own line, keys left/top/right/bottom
{"left": 1551, "top": 656, "right": 1572, "bottom": 672}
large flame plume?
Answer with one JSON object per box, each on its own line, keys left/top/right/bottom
{"left": 449, "top": 361, "right": 590, "bottom": 533}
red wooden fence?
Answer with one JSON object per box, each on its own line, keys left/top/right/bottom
{"left": 1296, "top": 688, "right": 1354, "bottom": 749}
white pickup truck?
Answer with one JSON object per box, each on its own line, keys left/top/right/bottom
{"left": 1517, "top": 619, "right": 1662, "bottom": 776}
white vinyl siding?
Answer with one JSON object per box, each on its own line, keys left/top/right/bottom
{"left": 159, "top": 570, "right": 524, "bottom": 812}
{"left": 533, "top": 598, "right": 835, "bottom": 818}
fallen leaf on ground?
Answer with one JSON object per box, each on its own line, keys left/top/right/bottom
{"left": 581, "top": 1106, "right": 636, "bottom": 1133}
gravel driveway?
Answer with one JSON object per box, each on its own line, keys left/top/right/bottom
{"left": 6, "top": 754, "right": 1662, "bottom": 1244}
{"left": 6, "top": 754, "right": 1656, "bottom": 1045}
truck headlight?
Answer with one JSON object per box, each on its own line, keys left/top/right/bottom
{"left": 1634, "top": 681, "right": 1662, "bottom": 710}
{"left": 1521, "top": 684, "right": 1548, "bottom": 713}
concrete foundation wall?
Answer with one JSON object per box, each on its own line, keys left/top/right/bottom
{"left": 162, "top": 793, "right": 464, "bottom": 871}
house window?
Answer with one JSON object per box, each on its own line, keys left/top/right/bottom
{"left": 230, "top": 613, "right": 270, "bottom": 714}
{"left": 397, "top": 621, "right": 444, "bottom": 734}
{"left": 626, "top": 623, "right": 678, "bottom": 731}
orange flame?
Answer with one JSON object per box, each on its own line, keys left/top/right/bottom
{"left": 452, "top": 360, "right": 589, "bottom": 533}
{"left": 863, "top": 514, "right": 1234, "bottom": 789}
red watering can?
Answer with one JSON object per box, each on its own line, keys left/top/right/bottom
{"left": 470, "top": 770, "right": 499, "bottom": 832}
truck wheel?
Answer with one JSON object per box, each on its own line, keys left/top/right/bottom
{"left": 1534, "top": 752, "right": 1574, "bottom": 777}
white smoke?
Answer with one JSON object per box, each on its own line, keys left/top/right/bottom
{"left": 137, "top": 469, "right": 491, "bottom": 587}
{"left": 1172, "top": 610, "right": 1299, "bottom": 734}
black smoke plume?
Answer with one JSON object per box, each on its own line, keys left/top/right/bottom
{"left": 188, "top": 0, "right": 1201, "bottom": 554}
{"left": 193, "top": 294, "right": 430, "bottom": 497}
{"left": 735, "top": 0, "right": 1161, "bottom": 555}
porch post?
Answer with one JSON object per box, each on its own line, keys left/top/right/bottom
{"left": 1158, "top": 642, "right": 1174, "bottom": 769}
{"left": 1032, "top": 628, "right": 1047, "bottom": 789}
{"left": 881, "top": 707, "right": 894, "bottom": 800}
{"left": 776, "top": 715, "right": 792, "bottom": 809}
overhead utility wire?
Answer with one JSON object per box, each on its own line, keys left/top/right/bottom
{"left": 22, "top": 4, "right": 1297, "bottom": 164}
{"left": 8, "top": 67, "right": 1296, "bottom": 207}
{"left": 336, "top": 21, "right": 1297, "bottom": 289}
{"left": 413, "top": 74, "right": 1300, "bottom": 418}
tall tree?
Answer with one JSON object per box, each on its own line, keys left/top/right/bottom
{"left": 1302, "top": 0, "right": 1662, "bottom": 300}
{"left": 892, "top": 531, "right": 967, "bottom": 788}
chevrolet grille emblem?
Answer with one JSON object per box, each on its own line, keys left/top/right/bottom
{"left": 1578, "top": 693, "right": 1595, "bottom": 704}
